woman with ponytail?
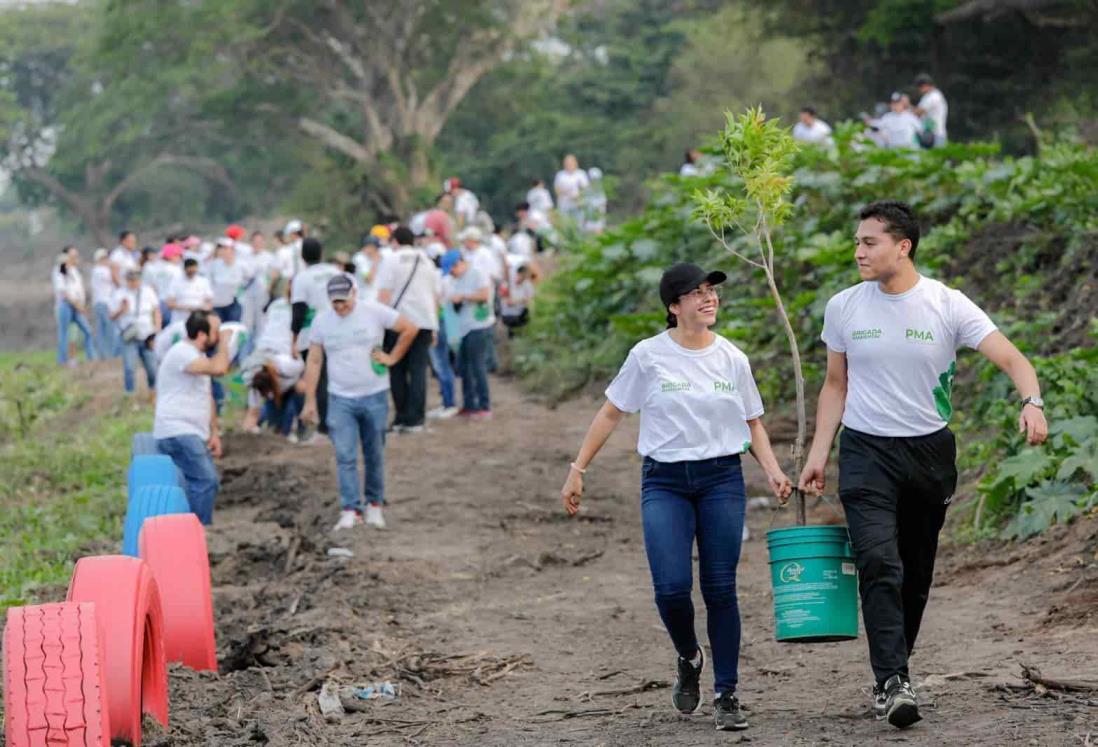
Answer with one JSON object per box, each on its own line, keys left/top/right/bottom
{"left": 53, "top": 246, "right": 95, "bottom": 365}
{"left": 559, "top": 261, "right": 792, "bottom": 732}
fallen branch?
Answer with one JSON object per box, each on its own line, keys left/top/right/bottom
{"left": 591, "top": 679, "right": 669, "bottom": 698}
{"left": 1021, "top": 664, "right": 1098, "bottom": 693}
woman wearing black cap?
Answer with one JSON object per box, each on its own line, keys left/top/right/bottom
{"left": 560, "top": 262, "right": 792, "bottom": 731}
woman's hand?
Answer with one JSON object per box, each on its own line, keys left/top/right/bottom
{"left": 371, "top": 349, "right": 395, "bottom": 367}
{"left": 768, "top": 470, "right": 793, "bottom": 505}
{"left": 561, "top": 468, "right": 584, "bottom": 516}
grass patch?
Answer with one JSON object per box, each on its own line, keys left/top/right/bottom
{"left": 0, "top": 352, "right": 150, "bottom": 613}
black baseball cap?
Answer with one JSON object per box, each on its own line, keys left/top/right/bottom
{"left": 326, "top": 273, "right": 354, "bottom": 301}
{"left": 659, "top": 262, "right": 727, "bottom": 307}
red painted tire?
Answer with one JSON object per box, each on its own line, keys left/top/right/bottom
{"left": 138, "top": 514, "right": 217, "bottom": 671}
{"left": 3, "top": 602, "right": 110, "bottom": 747}
{"left": 67, "top": 556, "right": 169, "bottom": 747}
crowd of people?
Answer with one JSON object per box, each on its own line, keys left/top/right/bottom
{"left": 50, "top": 155, "right": 616, "bottom": 532}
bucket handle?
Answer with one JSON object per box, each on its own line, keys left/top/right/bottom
{"left": 767, "top": 489, "right": 846, "bottom": 529}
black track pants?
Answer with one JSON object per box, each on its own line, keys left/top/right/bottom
{"left": 838, "top": 426, "right": 957, "bottom": 686}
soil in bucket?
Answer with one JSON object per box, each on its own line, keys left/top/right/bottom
{"left": 766, "top": 525, "right": 859, "bottom": 642}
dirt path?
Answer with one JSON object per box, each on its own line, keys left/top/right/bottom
{"left": 157, "top": 375, "right": 1098, "bottom": 746}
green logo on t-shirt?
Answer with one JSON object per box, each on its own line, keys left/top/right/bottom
{"left": 660, "top": 380, "right": 691, "bottom": 393}
{"left": 714, "top": 380, "right": 735, "bottom": 394}
{"left": 933, "top": 360, "right": 957, "bottom": 421}
{"left": 852, "top": 328, "right": 882, "bottom": 341}
{"left": 906, "top": 327, "right": 936, "bottom": 344}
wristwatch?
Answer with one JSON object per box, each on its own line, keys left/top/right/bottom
{"left": 1021, "top": 396, "right": 1044, "bottom": 410}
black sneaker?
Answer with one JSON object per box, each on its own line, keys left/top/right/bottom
{"left": 883, "top": 674, "right": 921, "bottom": 729}
{"left": 671, "top": 648, "right": 704, "bottom": 714}
{"left": 871, "top": 682, "right": 888, "bottom": 719}
{"left": 713, "top": 691, "right": 748, "bottom": 731}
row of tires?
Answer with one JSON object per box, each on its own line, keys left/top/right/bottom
{"left": 3, "top": 434, "right": 217, "bottom": 746}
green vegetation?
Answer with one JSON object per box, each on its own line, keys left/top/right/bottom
{"left": 516, "top": 124, "right": 1098, "bottom": 538}
{"left": 0, "top": 353, "right": 149, "bottom": 613}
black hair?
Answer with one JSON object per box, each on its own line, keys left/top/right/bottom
{"left": 302, "top": 237, "right": 322, "bottom": 264}
{"left": 58, "top": 247, "right": 71, "bottom": 275}
{"left": 859, "top": 200, "right": 920, "bottom": 260}
{"left": 142, "top": 246, "right": 156, "bottom": 257}
{"left": 530, "top": 178, "right": 543, "bottom": 187}
{"left": 683, "top": 149, "right": 697, "bottom": 164}
{"left": 392, "top": 225, "right": 415, "bottom": 246}
{"left": 801, "top": 106, "right": 817, "bottom": 116}
{"left": 665, "top": 310, "right": 678, "bottom": 329}
{"left": 515, "top": 201, "right": 530, "bottom": 212}
{"left": 183, "top": 258, "right": 198, "bottom": 269}
{"left": 119, "top": 230, "right": 134, "bottom": 241}
{"left": 185, "top": 310, "right": 211, "bottom": 340}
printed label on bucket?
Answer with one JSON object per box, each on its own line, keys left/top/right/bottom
{"left": 842, "top": 562, "right": 856, "bottom": 575}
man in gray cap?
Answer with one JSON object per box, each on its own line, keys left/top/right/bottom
{"left": 301, "top": 273, "right": 419, "bottom": 531}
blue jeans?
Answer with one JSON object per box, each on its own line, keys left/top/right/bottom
{"left": 214, "top": 300, "right": 241, "bottom": 323}
{"left": 93, "top": 301, "right": 120, "bottom": 358}
{"left": 458, "top": 328, "right": 491, "bottom": 412}
{"left": 157, "top": 434, "right": 219, "bottom": 524}
{"left": 121, "top": 339, "right": 157, "bottom": 393}
{"left": 259, "top": 392, "right": 303, "bottom": 436}
{"left": 328, "top": 391, "right": 388, "bottom": 510}
{"left": 56, "top": 302, "right": 95, "bottom": 364}
{"left": 641, "top": 454, "right": 747, "bottom": 695}
{"left": 428, "top": 325, "right": 456, "bottom": 409}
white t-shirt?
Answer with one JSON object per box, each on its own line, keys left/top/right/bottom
{"left": 144, "top": 260, "right": 183, "bottom": 301}
{"left": 255, "top": 297, "right": 293, "bottom": 355}
{"left": 154, "top": 343, "right": 211, "bottom": 441}
{"left": 553, "top": 169, "right": 589, "bottom": 211}
{"left": 606, "top": 332, "right": 764, "bottom": 462}
{"left": 110, "top": 285, "right": 160, "bottom": 339}
{"left": 821, "top": 277, "right": 997, "bottom": 437}
{"left": 53, "top": 268, "right": 86, "bottom": 307}
{"left": 109, "top": 247, "right": 137, "bottom": 283}
{"left": 527, "top": 186, "right": 553, "bottom": 213}
{"left": 309, "top": 301, "right": 401, "bottom": 398}
{"left": 507, "top": 231, "right": 536, "bottom": 259}
{"left": 153, "top": 320, "right": 188, "bottom": 363}
{"left": 291, "top": 262, "right": 341, "bottom": 352}
{"left": 167, "top": 275, "right": 214, "bottom": 324}
{"left": 501, "top": 277, "right": 534, "bottom": 317}
{"left": 467, "top": 244, "right": 502, "bottom": 284}
{"left": 376, "top": 247, "right": 440, "bottom": 331}
{"left": 792, "top": 119, "right": 834, "bottom": 145}
{"left": 918, "top": 89, "right": 948, "bottom": 139}
{"left": 449, "top": 266, "right": 495, "bottom": 335}
{"left": 453, "top": 189, "right": 480, "bottom": 225}
{"left": 208, "top": 258, "right": 244, "bottom": 307}
{"left": 275, "top": 243, "right": 296, "bottom": 279}
{"left": 878, "top": 110, "right": 922, "bottom": 149}
{"left": 91, "top": 264, "right": 114, "bottom": 305}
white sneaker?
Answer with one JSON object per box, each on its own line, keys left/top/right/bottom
{"left": 332, "top": 510, "right": 362, "bottom": 531}
{"left": 302, "top": 432, "right": 328, "bottom": 446}
{"left": 742, "top": 524, "right": 750, "bottom": 542}
{"left": 364, "top": 504, "right": 386, "bottom": 529}
{"left": 286, "top": 432, "right": 299, "bottom": 444}
{"left": 427, "top": 406, "right": 459, "bottom": 420}
{"left": 401, "top": 424, "right": 426, "bottom": 434}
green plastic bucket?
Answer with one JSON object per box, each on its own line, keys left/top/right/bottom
{"left": 766, "top": 525, "right": 859, "bottom": 642}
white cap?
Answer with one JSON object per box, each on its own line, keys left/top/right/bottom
{"left": 588, "top": 166, "right": 603, "bottom": 180}
{"left": 457, "top": 226, "right": 482, "bottom": 243}
{"left": 284, "top": 219, "right": 303, "bottom": 235}
{"left": 216, "top": 236, "right": 234, "bottom": 248}
{"left": 93, "top": 248, "right": 108, "bottom": 261}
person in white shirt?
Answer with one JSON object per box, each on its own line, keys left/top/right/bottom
{"left": 110, "top": 269, "right": 161, "bottom": 393}
{"left": 154, "top": 311, "right": 234, "bottom": 525}
{"left": 680, "top": 148, "right": 704, "bottom": 176}
{"left": 208, "top": 238, "right": 244, "bottom": 323}
{"left": 798, "top": 201, "right": 1048, "bottom": 729}
{"left": 553, "top": 154, "right": 590, "bottom": 222}
{"left": 53, "top": 246, "right": 95, "bottom": 365}
{"left": 500, "top": 262, "right": 535, "bottom": 337}
{"left": 427, "top": 250, "right": 463, "bottom": 420}
{"left": 377, "top": 225, "right": 441, "bottom": 432}
{"left": 792, "top": 107, "right": 834, "bottom": 146}
{"left": 459, "top": 226, "right": 503, "bottom": 286}
{"left": 167, "top": 259, "right": 214, "bottom": 325}
{"left": 243, "top": 230, "right": 274, "bottom": 333}
{"left": 352, "top": 234, "right": 387, "bottom": 303}
{"left": 871, "top": 93, "right": 923, "bottom": 150}
{"left": 445, "top": 177, "right": 480, "bottom": 228}
{"left": 446, "top": 252, "right": 496, "bottom": 418}
{"left": 583, "top": 167, "right": 608, "bottom": 235}
{"left": 291, "top": 237, "right": 341, "bottom": 437}
{"left": 914, "top": 74, "right": 948, "bottom": 147}
{"left": 90, "top": 248, "right": 120, "bottom": 358}
{"left": 301, "top": 273, "right": 419, "bottom": 531}
{"left": 282, "top": 219, "right": 306, "bottom": 277}
{"left": 526, "top": 178, "right": 554, "bottom": 214}
{"left": 144, "top": 242, "right": 184, "bottom": 324}
{"left": 558, "top": 261, "right": 792, "bottom": 732}
{"left": 109, "top": 230, "right": 138, "bottom": 287}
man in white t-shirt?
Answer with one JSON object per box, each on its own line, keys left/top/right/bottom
{"left": 553, "top": 154, "right": 590, "bottom": 222}
{"left": 446, "top": 253, "right": 495, "bottom": 418}
{"left": 167, "top": 258, "right": 214, "bottom": 325}
{"left": 872, "top": 93, "right": 922, "bottom": 150}
{"left": 291, "top": 237, "right": 340, "bottom": 436}
{"left": 208, "top": 238, "right": 245, "bottom": 322}
{"left": 301, "top": 273, "right": 419, "bottom": 531}
{"left": 110, "top": 269, "right": 161, "bottom": 394}
{"left": 145, "top": 242, "right": 184, "bottom": 323}
{"left": 799, "top": 200, "right": 1048, "bottom": 729}
{"left": 154, "top": 311, "right": 234, "bottom": 524}
{"left": 445, "top": 177, "right": 480, "bottom": 229}
{"left": 526, "top": 178, "right": 553, "bottom": 214}
{"left": 377, "top": 225, "right": 441, "bottom": 432}
{"left": 792, "top": 106, "right": 834, "bottom": 146}
{"left": 109, "top": 230, "right": 139, "bottom": 287}
{"left": 914, "top": 74, "right": 947, "bottom": 146}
